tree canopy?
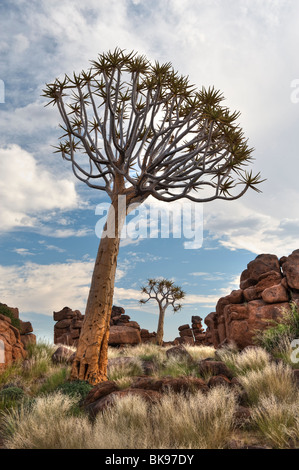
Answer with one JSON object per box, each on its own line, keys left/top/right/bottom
{"left": 43, "top": 48, "right": 264, "bottom": 207}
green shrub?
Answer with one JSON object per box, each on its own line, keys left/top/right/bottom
{"left": 254, "top": 302, "right": 299, "bottom": 359}
{"left": 0, "top": 386, "right": 26, "bottom": 411}
{"left": 38, "top": 368, "right": 70, "bottom": 395}
{"left": 0, "top": 304, "right": 21, "bottom": 330}
{"left": 0, "top": 387, "right": 25, "bottom": 401}
{"left": 56, "top": 380, "right": 93, "bottom": 400}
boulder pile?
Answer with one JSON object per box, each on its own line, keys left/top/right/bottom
{"left": 203, "top": 251, "right": 299, "bottom": 349}
{"left": 53, "top": 305, "right": 156, "bottom": 347}
{"left": 175, "top": 316, "right": 207, "bottom": 346}
{"left": 0, "top": 304, "right": 36, "bottom": 371}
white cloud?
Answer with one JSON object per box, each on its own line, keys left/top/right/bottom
{"left": 0, "top": 144, "right": 78, "bottom": 233}
{"left": 13, "top": 248, "right": 35, "bottom": 256}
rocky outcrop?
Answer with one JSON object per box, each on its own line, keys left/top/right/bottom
{"left": 0, "top": 303, "right": 33, "bottom": 372}
{"left": 53, "top": 305, "right": 156, "bottom": 347}
{"left": 175, "top": 316, "right": 207, "bottom": 346}
{"left": 203, "top": 251, "right": 299, "bottom": 349}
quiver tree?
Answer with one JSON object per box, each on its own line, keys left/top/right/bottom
{"left": 43, "top": 48, "right": 264, "bottom": 384}
{"left": 140, "top": 278, "right": 185, "bottom": 345}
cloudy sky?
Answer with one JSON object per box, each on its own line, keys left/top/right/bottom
{"left": 0, "top": 0, "right": 299, "bottom": 341}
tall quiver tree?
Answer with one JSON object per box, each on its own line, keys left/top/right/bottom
{"left": 43, "top": 48, "right": 263, "bottom": 384}
{"left": 140, "top": 279, "right": 185, "bottom": 346}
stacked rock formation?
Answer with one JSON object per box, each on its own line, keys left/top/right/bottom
{"left": 54, "top": 305, "right": 156, "bottom": 347}
{"left": 0, "top": 304, "right": 36, "bottom": 371}
{"left": 204, "top": 251, "right": 299, "bottom": 349}
{"left": 175, "top": 316, "right": 206, "bottom": 346}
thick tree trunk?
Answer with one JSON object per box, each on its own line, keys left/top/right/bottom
{"left": 156, "top": 306, "right": 166, "bottom": 346}
{"left": 70, "top": 196, "right": 125, "bottom": 385}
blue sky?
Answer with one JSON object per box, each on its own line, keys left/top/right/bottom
{"left": 0, "top": 0, "right": 299, "bottom": 342}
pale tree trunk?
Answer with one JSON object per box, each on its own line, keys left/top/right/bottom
{"left": 156, "top": 305, "right": 166, "bottom": 346}
{"left": 71, "top": 195, "right": 126, "bottom": 385}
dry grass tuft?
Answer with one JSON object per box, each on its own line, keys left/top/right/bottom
{"left": 238, "top": 362, "right": 297, "bottom": 405}
{"left": 1, "top": 386, "right": 237, "bottom": 449}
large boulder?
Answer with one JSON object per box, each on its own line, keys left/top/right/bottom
{"left": 0, "top": 314, "right": 27, "bottom": 372}
{"left": 281, "top": 249, "right": 299, "bottom": 290}
{"left": 108, "top": 326, "right": 141, "bottom": 345}
{"left": 203, "top": 252, "right": 298, "bottom": 349}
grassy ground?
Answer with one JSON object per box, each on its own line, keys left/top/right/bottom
{"left": 0, "top": 340, "right": 298, "bottom": 449}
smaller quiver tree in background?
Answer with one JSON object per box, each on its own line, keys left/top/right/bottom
{"left": 140, "top": 278, "right": 185, "bottom": 345}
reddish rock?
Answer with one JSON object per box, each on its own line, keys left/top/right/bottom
{"left": 262, "top": 283, "right": 289, "bottom": 304}
{"left": 54, "top": 306, "right": 150, "bottom": 347}
{"left": 82, "top": 381, "right": 119, "bottom": 407}
{"left": 180, "top": 328, "right": 193, "bottom": 338}
{"left": 281, "top": 250, "right": 299, "bottom": 290}
{"left": 109, "top": 326, "right": 141, "bottom": 345}
{"left": 53, "top": 307, "right": 76, "bottom": 322}
{"left": 55, "top": 318, "right": 73, "bottom": 330}
{"left": 243, "top": 271, "right": 282, "bottom": 302}
{"left": 178, "top": 324, "right": 190, "bottom": 331}
{"left": 176, "top": 336, "right": 194, "bottom": 346}
{"left": 52, "top": 345, "right": 75, "bottom": 364}
{"left": 208, "top": 375, "right": 231, "bottom": 388}
{"left": 19, "top": 321, "right": 33, "bottom": 335}
{"left": 166, "top": 345, "right": 193, "bottom": 362}
{"left": 240, "top": 254, "right": 281, "bottom": 289}
{"left": 0, "top": 314, "right": 27, "bottom": 371}
{"left": 131, "top": 376, "right": 208, "bottom": 394}
{"left": 234, "top": 406, "right": 252, "bottom": 427}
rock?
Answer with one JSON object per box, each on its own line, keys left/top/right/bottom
{"left": 262, "top": 283, "right": 289, "bottom": 303}
{"left": 207, "top": 375, "right": 231, "bottom": 388}
{"left": 141, "top": 360, "right": 157, "bottom": 376}
{"left": 0, "top": 313, "right": 27, "bottom": 371}
{"left": 21, "top": 333, "right": 36, "bottom": 348}
{"left": 55, "top": 319, "right": 73, "bottom": 330}
{"left": 82, "top": 380, "right": 119, "bottom": 407}
{"left": 53, "top": 307, "right": 77, "bottom": 322}
{"left": 109, "top": 326, "right": 141, "bottom": 345}
{"left": 240, "top": 254, "right": 281, "bottom": 289}
{"left": 53, "top": 306, "right": 150, "bottom": 347}
{"left": 19, "top": 321, "right": 33, "bottom": 335}
{"left": 198, "top": 360, "right": 234, "bottom": 380}
{"left": 243, "top": 271, "right": 282, "bottom": 302}
{"left": 87, "top": 389, "right": 162, "bottom": 417}
{"left": 180, "top": 328, "right": 193, "bottom": 338}
{"left": 281, "top": 249, "right": 299, "bottom": 290}
{"left": 178, "top": 324, "right": 190, "bottom": 331}
{"left": 130, "top": 376, "right": 208, "bottom": 394}
{"left": 176, "top": 336, "right": 194, "bottom": 346}
{"left": 234, "top": 406, "right": 252, "bottom": 427}
{"left": 51, "top": 345, "right": 75, "bottom": 364}
{"left": 166, "top": 345, "right": 193, "bottom": 362}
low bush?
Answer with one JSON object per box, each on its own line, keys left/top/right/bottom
{"left": 0, "top": 304, "right": 21, "bottom": 330}
{"left": 56, "top": 380, "right": 93, "bottom": 400}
